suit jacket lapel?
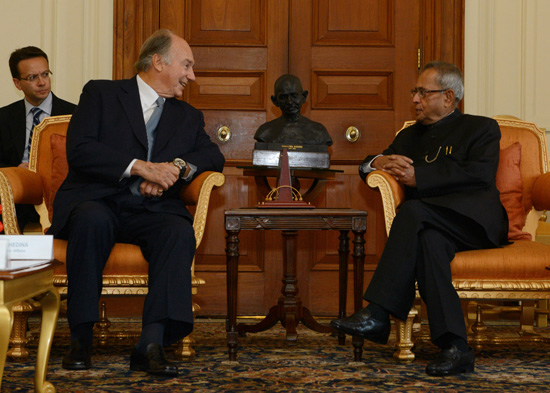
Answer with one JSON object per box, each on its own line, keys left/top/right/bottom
{"left": 51, "top": 93, "right": 64, "bottom": 116}
{"left": 117, "top": 77, "right": 148, "bottom": 150}
{"left": 10, "top": 100, "right": 27, "bottom": 161}
{"left": 152, "top": 98, "right": 183, "bottom": 156}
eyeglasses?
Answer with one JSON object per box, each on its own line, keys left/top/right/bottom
{"left": 410, "top": 87, "right": 447, "bottom": 98}
{"left": 19, "top": 70, "right": 52, "bottom": 82}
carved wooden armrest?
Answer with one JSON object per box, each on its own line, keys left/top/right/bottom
{"left": 0, "top": 167, "right": 44, "bottom": 234}
{"left": 366, "top": 170, "right": 405, "bottom": 236}
{"left": 532, "top": 172, "right": 550, "bottom": 211}
{"left": 180, "top": 171, "right": 225, "bottom": 249}
{"left": 179, "top": 171, "right": 225, "bottom": 279}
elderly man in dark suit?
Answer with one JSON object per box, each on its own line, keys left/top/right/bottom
{"left": 0, "top": 46, "right": 76, "bottom": 229}
{"left": 331, "top": 61, "right": 508, "bottom": 376}
{"left": 49, "top": 29, "right": 225, "bottom": 376}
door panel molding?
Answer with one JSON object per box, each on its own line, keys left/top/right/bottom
{"left": 313, "top": 0, "right": 393, "bottom": 46}
{"left": 311, "top": 70, "right": 393, "bottom": 110}
{"left": 186, "top": 0, "right": 267, "bottom": 46}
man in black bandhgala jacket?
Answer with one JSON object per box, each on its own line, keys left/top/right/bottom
{"left": 331, "top": 61, "right": 508, "bottom": 376}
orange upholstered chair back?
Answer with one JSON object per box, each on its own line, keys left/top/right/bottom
{"left": 495, "top": 117, "right": 549, "bottom": 213}
{"left": 28, "top": 114, "right": 71, "bottom": 228}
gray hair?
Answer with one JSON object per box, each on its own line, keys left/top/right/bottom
{"left": 134, "top": 29, "right": 173, "bottom": 72}
{"left": 421, "top": 61, "right": 464, "bottom": 104}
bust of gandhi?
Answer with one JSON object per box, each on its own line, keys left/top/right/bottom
{"left": 254, "top": 74, "right": 333, "bottom": 146}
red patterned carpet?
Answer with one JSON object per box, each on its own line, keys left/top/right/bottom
{"left": 2, "top": 317, "right": 550, "bottom": 392}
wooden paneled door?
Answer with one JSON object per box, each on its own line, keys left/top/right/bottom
{"left": 113, "top": 0, "right": 464, "bottom": 317}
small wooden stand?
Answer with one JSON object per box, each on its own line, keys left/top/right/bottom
{"left": 258, "top": 149, "right": 314, "bottom": 208}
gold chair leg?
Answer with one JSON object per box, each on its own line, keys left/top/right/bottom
{"left": 95, "top": 301, "right": 111, "bottom": 347}
{"left": 175, "top": 334, "right": 196, "bottom": 360}
{"left": 8, "top": 301, "right": 35, "bottom": 361}
{"left": 393, "top": 307, "right": 417, "bottom": 362}
{"left": 536, "top": 300, "right": 548, "bottom": 328}
{"left": 470, "top": 304, "right": 487, "bottom": 350}
{"left": 174, "top": 302, "right": 200, "bottom": 360}
{"left": 520, "top": 300, "right": 535, "bottom": 332}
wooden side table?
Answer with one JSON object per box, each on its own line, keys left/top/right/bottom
{"left": 225, "top": 208, "right": 367, "bottom": 361}
{"left": 0, "top": 261, "right": 61, "bottom": 393}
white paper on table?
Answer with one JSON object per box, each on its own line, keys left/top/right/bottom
{"left": 2, "top": 235, "right": 54, "bottom": 261}
{"left": 0, "top": 239, "right": 8, "bottom": 269}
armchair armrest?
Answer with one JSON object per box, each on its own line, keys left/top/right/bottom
{"left": 0, "top": 167, "right": 44, "bottom": 235}
{"left": 366, "top": 170, "right": 405, "bottom": 236}
{"left": 179, "top": 171, "right": 225, "bottom": 248}
{"left": 532, "top": 172, "right": 550, "bottom": 211}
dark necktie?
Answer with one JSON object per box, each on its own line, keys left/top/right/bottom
{"left": 26, "top": 107, "right": 43, "bottom": 159}
{"left": 130, "top": 97, "right": 165, "bottom": 196}
{"left": 146, "top": 97, "right": 164, "bottom": 161}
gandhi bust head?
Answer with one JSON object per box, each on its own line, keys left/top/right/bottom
{"left": 272, "top": 74, "right": 307, "bottom": 122}
{"left": 254, "top": 74, "right": 332, "bottom": 146}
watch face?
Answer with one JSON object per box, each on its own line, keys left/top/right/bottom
{"left": 174, "top": 158, "right": 185, "bottom": 168}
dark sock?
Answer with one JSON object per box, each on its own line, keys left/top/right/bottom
{"left": 70, "top": 322, "right": 94, "bottom": 347}
{"left": 366, "top": 302, "right": 390, "bottom": 322}
{"left": 136, "top": 321, "right": 166, "bottom": 354}
{"left": 435, "top": 332, "right": 469, "bottom": 352}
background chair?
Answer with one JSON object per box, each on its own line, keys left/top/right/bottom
{"left": 0, "top": 115, "right": 224, "bottom": 361}
{"left": 366, "top": 116, "right": 550, "bottom": 362}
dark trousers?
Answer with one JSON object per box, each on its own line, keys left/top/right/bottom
{"left": 364, "top": 199, "right": 493, "bottom": 344}
{"left": 63, "top": 192, "right": 195, "bottom": 346}
{"left": 15, "top": 204, "right": 40, "bottom": 232}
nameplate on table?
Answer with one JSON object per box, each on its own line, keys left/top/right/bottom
{"left": 0, "top": 235, "right": 53, "bottom": 270}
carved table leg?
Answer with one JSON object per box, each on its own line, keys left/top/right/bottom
{"left": 280, "top": 230, "right": 299, "bottom": 341}
{"left": 0, "top": 304, "right": 12, "bottom": 391}
{"left": 225, "top": 227, "right": 240, "bottom": 361}
{"left": 238, "top": 304, "right": 279, "bottom": 335}
{"left": 34, "top": 289, "right": 59, "bottom": 393}
{"left": 337, "top": 230, "right": 350, "bottom": 345}
{"left": 352, "top": 229, "right": 366, "bottom": 361}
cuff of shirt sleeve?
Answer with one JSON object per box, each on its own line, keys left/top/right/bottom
{"left": 360, "top": 154, "right": 383, "bottom": 174}
{"left": 183, "top": 162, "right": 197, "bottom": 180}
{"left": 120, "top": 158, "right": 138, "bottom": 180}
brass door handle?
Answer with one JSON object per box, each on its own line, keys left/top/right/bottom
{"left": 345, "top": 126, "right": 360, "bottom": 142}
{"left": 217, "top": 126, "right": 231, "bottom": 142}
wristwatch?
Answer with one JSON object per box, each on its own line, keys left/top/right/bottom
{"left": 172, "top": 158, "right": 187, "bottom": 178}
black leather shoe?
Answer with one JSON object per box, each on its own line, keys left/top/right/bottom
{"left": 130, "top": 343, "right": 178, "bottom": 377}
{"left": 330, "top": 308, "right": 391, "bottom": 344}
{"left": 62, "top": 339, "right": 91, "bottom": 370}
{"left": 426, "top": 345, "right": 475, "bottom": 376}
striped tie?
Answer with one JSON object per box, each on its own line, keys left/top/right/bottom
{"left": 26, "top": 107, "right": 43, "bottom": 159}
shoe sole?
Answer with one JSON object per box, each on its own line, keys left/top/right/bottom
{"left": 330, "top": 321, "right": 390, "bottom": 345}
{"left": 426, "top": 364, "right": 475, "bottom": 376}
{"left": 62, "top": 362, "right": 91, "bottom": 370}
{"left": 130, "top": 364, "right": 178, "bottom": 377}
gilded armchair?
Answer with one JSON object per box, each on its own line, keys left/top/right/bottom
{"left": 0, "top": 115, "right": 225, "bottom": 361}
{"left": 366, "top": 117, "right": 550, "bottom": 362}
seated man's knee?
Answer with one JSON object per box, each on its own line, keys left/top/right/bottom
{"left": 418, "top": 227, "right": 445, "bottom": 244}
{"left": 70, "top": 201, "right": 117, "bottom": 231}
{"left": 393, "top": 200, "right": 427, "bottom": 227}
{"left": 158, "top": 217, "right": 195, "bottom": 244}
